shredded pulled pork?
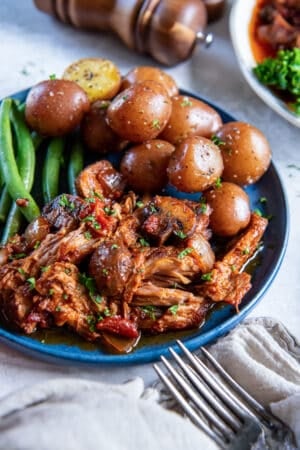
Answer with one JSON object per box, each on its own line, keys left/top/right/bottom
{"left": 0, "top": 162, "right": 268, "bottom": 353}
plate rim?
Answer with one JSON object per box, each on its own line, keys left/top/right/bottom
{"left": 229, "top": 0, "right": 300, "bottom": 128}
{"left": 0, "top": 88, "right": 290, "bottom": 365}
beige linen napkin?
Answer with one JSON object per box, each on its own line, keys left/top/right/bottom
{"left": 0, "top": 317, "right": 299, "bottom": 450}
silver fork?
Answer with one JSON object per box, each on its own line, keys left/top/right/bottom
{"left": 153, "top": 340, "right": 296, "bottom": 450}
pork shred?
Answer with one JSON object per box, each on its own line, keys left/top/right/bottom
{"left": 256, "top": 0, "right": 300, "bottom": 49}
{"left": 0, "top": 176, "right": 268, "bottom": 352}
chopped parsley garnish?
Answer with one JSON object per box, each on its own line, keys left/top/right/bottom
{"left": 55, "top": 306, "right": 62, "bottom": 312}
{"left": 33, "top": 241, "right": 41, "bottom": 249}
{"left": 201, "top": 272, "right": 212, "bottom": 282}
{"left": 231, "top": 265, "right": 236, "bottom": 272}
{"left": 180, "top": 98, "right": 192, "bottom": 107}
{"left": 59, "top": 194, "right": 75, "bottom": 210}
{"left": 103, "top": 206, "right": 116, "bottom": 216}
{"left": 27, "top": 277, "right": 36, "bottom": 290}
{"left": 254, "top": 208, "right": 262, "bottom": 217}
{"left": 64, "top": 268, "right": 71, "bottom": 275}
{"left": 149, "top": 204, "right": 158, "bottom": 214}
{"left": 215, "top": 177, "right": 222, "bottom": 189}
{"left": 141, "top": 305, "right": 156, "bottom": 320}
{"left": 168, "top": 304, "right": 179, "bottom": 315}
{"left": 152, "top": 119, "right": 161, "bottom": 129}
{"left": 49, "top": 73, "right": 56, "bottom": 80}
{"left": 48, "top": 288, "right": 54, "bottom": 296}
{"left": 253, "top": 48, "right": 300, "bottom": 115}
{"left": 82, "top": 215, "right": 101, "bottom": 230}
{"left": 84, "top": 231, "right": 92, "bottom": 240}
{"left": 211, "top": 135, "right": 225, "bottom": 146}
{"left": 259, "top": 197, "right": 267, "bottom": 204}
{"left": 79, "top": 273, "right": 102, "bottom": 305}
{"left": 111, "top": 244, "right": 119, "bottom": 249}
{"left": 139, "top": 237, "right": 150, "bottom": 247}
{"left": 86, "top": 315, "right": 97, "bottom": 332}
{"left": 63, "top": 294, "right": 68, "bottom": 300}
{"left": 9, "top": 252, "right": 26, "bottom": 260}
{"left": 103, "top": 307, "right": 111, "bottom": 317}
{"left": 178, "top": 248, "right": 193, "bottom": 259}
{"left": 199, "top": 201, "right": 207, "bottom": 214}
{"left": 242, "top": 247, "right": 250, "bottom": 255}
{"left": 41, "top": 266, "right": 50, "bottom": 273}
{"left": 18, "top": 268, "right": 26, "bottom": 276}
{"left": 174, "top": 230, "right": 187, "bottom": 239}
{"left": 85, "top": 197, "right": 96, "bottom": 203}
{"left": 136, "top": 200, "right": 144, "bottom": 208}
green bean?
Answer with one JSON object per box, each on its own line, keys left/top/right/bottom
{"left": 68, "top": 138, "right": 84, "bottom": 195}
{"left": 31, "top": 131, "right": 44, "bottom": 150}
{"left": 1, "top": 102, "right": 37, "bottom": 243}
{"left": 0, "top": 186, "right": 11, "bottom": 223}
{"left": 42, "top": 137, "right": 64, "bottom": 203}
{"left": 0, "top": 99, "right": 40, "bottom": 223}
{"left": 0, "top": 105, "right": 40, "bottom": 223}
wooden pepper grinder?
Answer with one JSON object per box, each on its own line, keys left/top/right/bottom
{"left": 33, "top": 0, "right": 224, "bottom": 66}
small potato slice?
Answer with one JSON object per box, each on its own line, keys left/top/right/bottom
{"left": 63, "top": 58, "right": 121, "bottom": 102}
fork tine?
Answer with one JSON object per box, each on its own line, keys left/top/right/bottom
{"left": 163, "top": 351, "right": 235, "bottom": 438}
{"left": 200, "top": 347, "right": 282, "bottom": 428}
{"left": 176, "top": 340, "right": 257, "bottom": 421}
{"left": 168, "top": 347, "right": 241, "bottom": 432}
{"left": 153, "top": 362, "right": 226, "bottom": 449}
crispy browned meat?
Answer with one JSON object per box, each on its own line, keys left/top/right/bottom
{"left": 42, "top": 194, "right": 85, "bottom": 231}
{"left": 195, "top": 213, "right": 268, "bottom": 309}
{"left": 76, "top": 160, "right": 126, "bottom": 200}
{"left": 258, "top": 1, "right": 300, "bottom": 48}
{"left": 0, "top": 161, "right": 269, "bottom": 351}
{"left": 134, "top": 293, "right": 210, "bottom": 333}
{"left": 31, "top": 262, "right": 105, "bottom": 340}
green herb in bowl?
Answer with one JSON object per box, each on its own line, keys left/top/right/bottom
{"left": 253, "top": 48, "right": 300, "bottom": 115}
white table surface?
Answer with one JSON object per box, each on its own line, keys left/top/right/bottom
{"left": 0, "top": 0, "right": 299, "bottom": 394}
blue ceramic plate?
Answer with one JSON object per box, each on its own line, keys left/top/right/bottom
{"left": 0, "top": 88, "right": 289, "bottom": 364}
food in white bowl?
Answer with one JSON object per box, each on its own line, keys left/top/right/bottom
{"left": 229, "top": 0, "right": 300, "bottom": 127}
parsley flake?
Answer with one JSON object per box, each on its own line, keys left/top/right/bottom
{"left": 178, "top": 248, "right": 193, "bottom": 259}
{"left": 168, "top": 304, "right": 179, "bottom": 315}
{"left": 139, "top": 237, "right": 150, "bottom": 247}
{"left": 27, "top": 277, "right": 36, "bottom": 290}
{"left": 201, "top": 272, "right": 212, "bottom": 282}
{"left": 215, "top": 177, "right": 222, "bottom": 189}
{"left": 152, "top": 119, "right": 160, "bottom": 129}
{"left": 211, "top": 135, "right": 225, "bottom": 146}
{"left": 174, "top": 230, "right": 187, "bottom": 239}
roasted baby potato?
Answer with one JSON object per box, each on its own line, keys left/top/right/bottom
{"left": 81, "top": 100, "right": 126, "bottom": 154}
{"left": 107, "top": 81, "right": 172, "bottom": 142}
{"left": 121, "top": 66, "right": 178, "bottom": 97}
{"left": 159, "top": 95, "right": 222, "bottom": 144}
{"left": 215, "top": 122, "right": 272, "bottom": 185}
{"left": 120, "top": 140, "right": 175, "bottom": 193}
{"left": 204, "top": 182, "right": 251, "bottom": 236}
{"left": 25, "top": 79, "right": 89, "bottom": 136}
{"left": 63, "top": 58, "right": 121, "bottom": 103}
{"left": 167, "top": 136, "right": 224, "bottom": 192}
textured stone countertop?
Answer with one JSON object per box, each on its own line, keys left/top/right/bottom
{"left": 0, "top": 0, "right": 299, "bottom": 392}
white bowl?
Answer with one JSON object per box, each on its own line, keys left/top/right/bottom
{"left": 229, "top": 0, "right": 300, "bottom": 128}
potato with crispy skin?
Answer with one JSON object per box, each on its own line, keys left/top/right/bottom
{"left": 107, "top": 80, "right": 172, "bottom": 142}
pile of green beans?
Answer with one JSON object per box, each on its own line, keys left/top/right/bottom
{"left": 0, "top": 98, "right": 84, "bottom": 244}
